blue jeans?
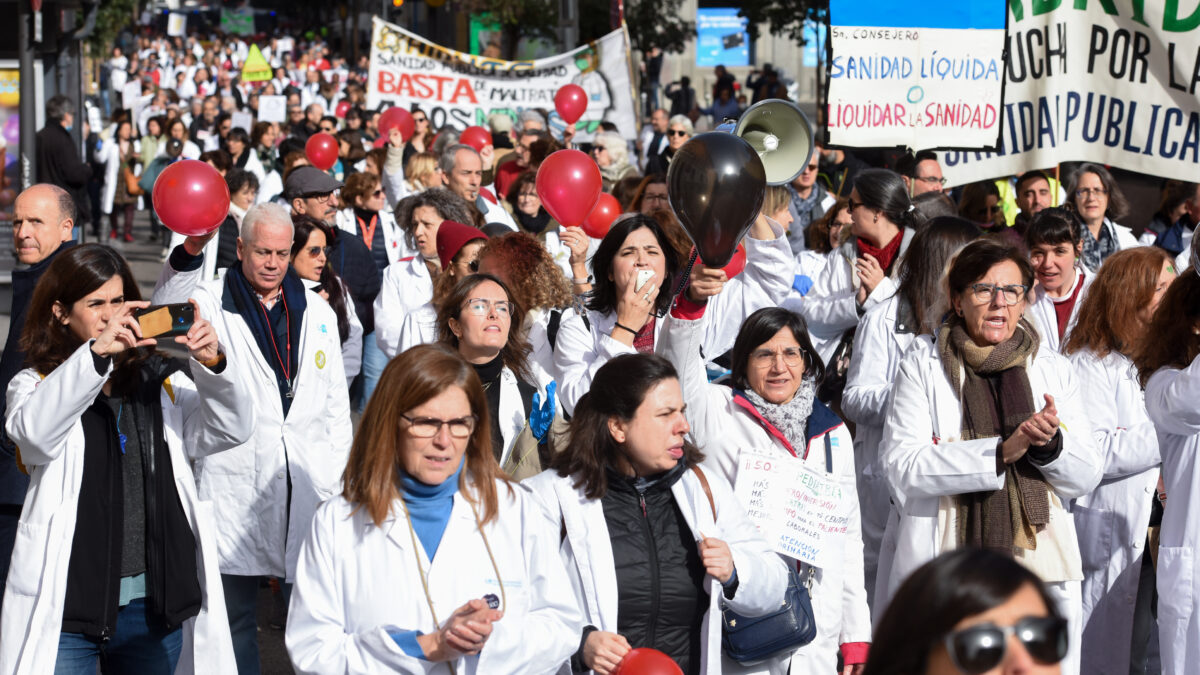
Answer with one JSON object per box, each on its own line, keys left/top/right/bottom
{"left": 222, "top": 574, "right": 292, "bottom": 675}
{"left": 55, "top": 597, "right": 182, "bottom": 675}
{"left": 359, "top": 331, "right": 387, "bottom": 414}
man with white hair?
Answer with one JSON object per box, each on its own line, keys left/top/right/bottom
{"left": 438, "top": 143, "right": 517, "bottom": 230}
{"left": 152, "top": 202, "right": 351, "bottom": 674}
{"left": 518, "top": 108, "right": 547, "bottom": 132}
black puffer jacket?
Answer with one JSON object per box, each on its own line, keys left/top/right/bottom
{"left": 602, "top": 462, "right": 708, "bottom": 675}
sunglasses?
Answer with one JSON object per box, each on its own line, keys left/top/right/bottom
{"left": 305, "top": 246, "right": 332, "bottom": 258}
{"left": 668, "top": 129, "right": 689, "bottom": 137}
{"left": 944, "top": 616, "right": 1067, "bottom": 674}
{"left": 372, "top": 189, "right": 384, "bottom": 197}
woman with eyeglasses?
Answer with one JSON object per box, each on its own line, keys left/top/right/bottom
{"left": 864, "top": 548, "right": 1070, "bottom": 675}
{"left": 551, "top": 211, "right": 793, "bottom": 415}
{"left": 645, "top": 115, "right": 693, "bottom": 176}
{"left": 1023, "top": 208, "right": 1094, "bottom": 354}
{"left": 790, "top": 168, "right": 922, "bottom": 365}
{"left": 842, "top": 217, "right": 980, "bottom": 614}
{"left": 393, "top": 220, "right": 488, "bottom": 356}
{"left": 660, "top": 305, "right": 870, "bottom": 674}
{"left": 591, "top": 131, "right": 639, "bottom": 193}
{"left": 524, "top": 353, "right": 787, "bottom": 675}
{"left": 335, "top": 171, "right": 413, "bottom": 268}
{"left": 374, "top": 189, "right": 478, "bottom": 359}
{"left": 1063, "top": 246, "right": 1175, "bottom": 674}
{"left": 880, "top": 238, "right": 1102, "bottom": 675}
{"left": 1065, "top": 163, "right": 1138, "bottom": 272}
{"left": 630, "top": 174, "right": 670, "bottom": 216}
{"left": 402, "top": 108, "right": 434, "bottom": 166}
{"left": 290, "top": 217, "right": 362, "bottom": 389}
{"left": 438, "top": 274, "right": 556, "bottom": 479}
{"left": 285, "top": 344, "right": 582, "bottom": 674}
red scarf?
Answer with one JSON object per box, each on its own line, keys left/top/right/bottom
{"left": 856, "top": 230, "right": 904, "bottom": 273}
{"left": 633, "top": 317, "right": 656, "bottom": 354}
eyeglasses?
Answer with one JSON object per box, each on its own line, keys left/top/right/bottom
{"left": 371, "top": 189, "right": 384, "bottom": 197}
{"left": 304, "top": 192, "right": 334, "bottom": 203}
{"left": 401, "top": 413, "right": 477, "bottom": 439}
{"left": 803, "top": 164, "right": 819, "bottom": 173}
{"left": 414, "top": 117, "right": 428, "bottom": 124}
{"left": 305, "top": 245, "right": 331, "bottom": 258}
{"left": 916, "top": 175, "right": 948, "bottom": 186}
{"left": 750, "top": 347, "right": 805, "bottom": 369}
{"left": 943, "top": 616, "right": 1068, "bottom": 674}
{"left": 968, "top": 282, "right": 1029, "bottom": 305}
{"left": 518, "top": 191, "right": 539, "bottom": 200}
{"left": 1074, "top": 187, "right": 1108, "bottom": 198}
{"left": 847, "top": 198, "right": 865, "bottom": 211}
{"left": 668, "top": 129, "right": 689, "bottom": 137}
{"left": 463, "top": 298, "right": 514, "bottom": 317}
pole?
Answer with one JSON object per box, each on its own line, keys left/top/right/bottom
{"left": 18, "top": 0, "right": 39, "bottom": 190}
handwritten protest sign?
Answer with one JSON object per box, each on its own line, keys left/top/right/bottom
{"left": 733, "top": 451, "right": 851, "bottom": 569}
{"left": 367, "top": 17, "right": 638, "bottom": 142}
{"left": 827, "top": 0, "right": 1006, "bottom": 150}
{"left": 943, "top": 1, "right": 1200, "bottom": 186}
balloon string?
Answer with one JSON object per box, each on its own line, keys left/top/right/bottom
{"left": 664, "top": 249, "right": 699, "bottom": 316}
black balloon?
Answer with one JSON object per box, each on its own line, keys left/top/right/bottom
{"left": 667, "top": 132, "right": 766, "bottom": 268}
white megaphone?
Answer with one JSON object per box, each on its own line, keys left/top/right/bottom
{"left": 731, "top": 99, "right": 815, "bottom": 186}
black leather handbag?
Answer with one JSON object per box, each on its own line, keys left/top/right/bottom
{"left": 689, "top": 465, "right": 818, "bottom": 665}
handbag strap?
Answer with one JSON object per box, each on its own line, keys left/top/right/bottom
{"left": 690, "top": 464, "right": 716, "bottom": 521}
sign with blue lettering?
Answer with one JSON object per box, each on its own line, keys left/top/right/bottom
{"left": 942, "top": 1, "right": 1200, "bottom": 187}
{"left": 827, "top": 0, "right": 1006, "bottom": 150}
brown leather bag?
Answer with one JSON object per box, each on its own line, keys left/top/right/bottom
{"left": 124, "top": 164, "right": 145, "bottom": 196}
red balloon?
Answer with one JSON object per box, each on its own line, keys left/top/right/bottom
{"left": 379, "top": 107, "right": 415, "bottom": 143}
{"left": 335, "top": 100, "right": 351, "bottom": 118}
{"left": 372, "top": 135, "right": 387, "bottom": 149}
{"left": 613, "top": 648, "right": 683, "bottom": 675}
{"left": 536, "top": 149, "right": 602, "bottom": 229}
{"left": 305, "top": 132, "right": 339, "bottom": 171}
{"left": 151, "top": 159, "right": 230, "bottom": 237}
{"left": 582, "top": 192, "right": 620, "bottom": 239}
{"left": 460, "top": 125, "right": 493, "bottom": 152}
{"left": 696, "top": 243, "right": 746, "bottom": 279}
{"left": 554, "top": 84, "right": 588, "bottom": 125}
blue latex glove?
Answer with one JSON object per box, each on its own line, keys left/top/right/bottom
{"left": 530, "top": 381, "right": 557, "bottom": 442}
{"left": 793, "top": 274, "right": 814, "bottom": 296}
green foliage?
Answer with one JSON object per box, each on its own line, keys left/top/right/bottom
{"left": 622, "top": 0, "right": 693, "bottom": 53}
{"left": 87, "top": 0, "right": 140, "bottom": 59}
{"left": 739, "top": 0, "right": 828, "bottom": 44}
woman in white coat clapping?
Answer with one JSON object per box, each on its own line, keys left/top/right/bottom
{"left": 841, "top": 216, "right": 980, "bottom": 615}
{"left": 880, "top": 238, "right": 1102, "bottom": 675}
{"left": 660, "top": 304, "right": 871, "bottom": 674}
{"left": 2, "top": 245, "right": 250, "bottom": 674}
{"left": 1134, "top": 248, "right": 1200, "bottom": 675}
{"left": 1024, "top": 208, "right": 1095, "bottom": 353}
{"left": 286, "top": 343, "right": 582, "bottom": 674}
{"left": 1063, "top": 246, "right": 1177, "bottom": 674}
{"left": 524, "top": 353, "right": 787, "bottom": 674}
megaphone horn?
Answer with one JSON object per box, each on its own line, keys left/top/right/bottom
{"left": 733, "top": 99, "right": 815, "bottom": 186}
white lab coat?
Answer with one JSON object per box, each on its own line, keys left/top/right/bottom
{"left": 156, "top": 138, "right": 202, "bottom": 161}
{"left": 552, "top": 220, "right": 794, "bottom": 414}
{"left": 1143, "top": 353, "right": 1200, "bottom": 675}
{"left": 286, "top": 479, "right": 583, "bottom": 674}
{"left": 879, "top": 335, "right": 1102, "bottom": 675}
{"left": 477, "top": 192, "right": 518, "bottom": 230}
{"left": 334, "top": 207, "right": 415, "bottom": 265}
{"left": 100, "top": 138, "right": 140, "bottom": 215}
{"left": 658, "top": 310, "right": 871, "bottom": 672}
{"left": 375, "top": 256, "right": 434, "bottom": 359}
{"left": 1, "top": 342, "right": 252, "bottom": 674}
{"left": 787, "top": 228, "right": 916, "bottom": 364}
{"left": 236, "top": 149, "right": 267, "bottom": 188}
{"left": 301, "top": 277, "right": 363, "bottom": 390}
{"left": 524, "top": 467, "right": 788, "bottom": 675}
{"left": 840, "top": 294, "right": 915, "bottom": 617}
{"left": 153, "top": 266, "right": 353, "bottom": 580}
{"left": 1025, "top": 267, "right": 1093, "bottom": 354}
{"left": 1069, "top": 349, "right": 1161, "bottom": 674}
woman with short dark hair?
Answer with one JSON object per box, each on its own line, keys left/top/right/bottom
{"left": 864, "top": 548, "right": 1068, "bottom": 675}
{"left": 881, "top": 238, "right": 1102, "bottom": 674}
{"left": 1024, "top": 207, "right": 1093, "bottom": 353}
{"left": 525, "top": 353, "right": 786, "bottom": 674}
{"left": 660, "top": 303, "right": 869, "bottom": 672}
{"left": 290, "top": 216, "right": 362, "bottom": 389}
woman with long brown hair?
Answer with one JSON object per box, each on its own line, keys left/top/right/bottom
{"left": 285, "top": 344, "right": 581, "bottom": 673}
{"left": 1134, "top": 243, "right": 1200, "bottom": 673}
{"left": 1064, "top": 246, "right": 1175, "bottom": 673}
{"left": 2, "top": 244, "right": 250, "bottom": 673}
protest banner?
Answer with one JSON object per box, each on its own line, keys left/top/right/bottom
{"left": 367, "top": 17, "right": 638, "bottom": 142}
{"left": 826, "top": 0, "right": 1006, "bottom": 150}
{"left": 943, "top": 1, "right": 1200, "bottom": 187}
{"left": 733, "top": 451, "right": 853, "bottom": 569}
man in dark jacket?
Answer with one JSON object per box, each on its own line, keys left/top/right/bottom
{"left": 35, "top": 95, "right": 92, "bottom": 221}
{"left": 0, "top": 184, "right": 77, "bottom": 606}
